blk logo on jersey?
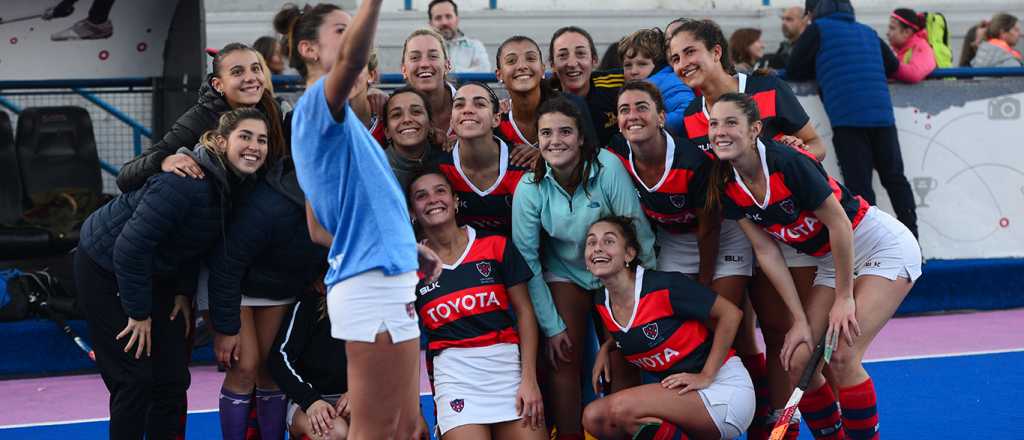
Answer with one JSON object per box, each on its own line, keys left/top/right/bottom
{"left": 670, "top": 195, "right": 687, "bottom": 209}
{"left": 450, "top": 399, "right": 464, "bottom": 413}
{"left": 642, "top": 323, "right": 659, "bottom": 340}
{"left": 780, "top": 199, "right": 796, "bottom": 216}
{"left": 476, "top": 261, "right": 492, "bottom": 278}
{"left": 418, "top": 281, "right": 440, "bottom": 296}
{"left": 746, "top": 212, "right": 764, "bottom": 222}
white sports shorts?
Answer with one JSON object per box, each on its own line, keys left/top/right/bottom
{"left": 657, "top": 220, "right": 754, "bottom": 279}
{"left": 327, "top": 270, "right": 419, "bottom": 344}
{"left": 813, "top": 207, "right": 923, "bottom": 288}
{"left": 697, "top": 356, "right": 756, "bottom": 439}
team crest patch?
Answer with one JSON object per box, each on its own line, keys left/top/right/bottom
{"left": 642, "top": 323, "right": 659, "bottom": 340}
{"left": 670, "top": 194, "right": 687, "bottom": 208}
{"left": 780, "top": 199, "right": 796, "bottom": 215}
{"left": 476, "top": 261, "right": 492, "bottom": 278}
{"left": 450, "top": 399, "right": 465, "bottom": 413}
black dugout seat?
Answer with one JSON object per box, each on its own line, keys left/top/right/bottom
{"left": 0, "top": 106, "right": 103, "bottom": 259}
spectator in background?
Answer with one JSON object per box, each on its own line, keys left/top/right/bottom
{"left": 253, "top": 36, "right": 286, "bottom": 75}
{"left": 729, "top": 28, "right": 768, "bottom": 73}
{"left": 959, "top": 21, "right": 988, "bottom": 67}
{"left": 769, "top": 6, "right": 809, "bottom": 68}
{"left": 971, "top": 13, "right": 1023, "bottom": 67}
{"left": 887, "top": 8, "right": 937, "bottom": 84}
{"left": 788, "top": 0, "right": 919, "bottom": 239}
{"left": 428, "top": 0, "right": 491, "bottom": 72}
{"left": 617, "top": 28, "right": 694, "bottom": 136}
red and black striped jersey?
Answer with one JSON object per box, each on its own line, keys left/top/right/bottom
{"left": 437, "top": 137, "right": 529, "bottom": 236}
{"left": 722, "top": 140, "right": 869, "bottom": 256}
{"left": 497, "top": 109, "right": 533, "bottom": 147}
{"left": 605, "top": 132, "right": 711, "bottom": 234}
{"left": 415, "top": 227, "right": 533, "bottom": 354}
{"left": 594, "top": 267, "right": 732, "bottom": 378}
{"left": 682, "top": 72, "right": 810, "bottom": 157}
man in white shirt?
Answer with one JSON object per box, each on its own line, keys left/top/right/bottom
{"left": 428, "top": 0, "right": 491, "bottom": 72}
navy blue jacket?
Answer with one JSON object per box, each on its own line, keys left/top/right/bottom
{"left": 79, "top": 146, "right": 236, "bottom": 320}
{"left": 206, "top": 158, "right": 327, "bottom": 335}
{"left": 786, "top": 0, "right": 899, "bottom": 127}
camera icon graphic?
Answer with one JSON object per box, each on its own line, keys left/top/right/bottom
{"left": 988, "top": 96, "right": 1021, "bottom": 120}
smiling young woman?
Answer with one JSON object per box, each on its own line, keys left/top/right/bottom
{"left": 76, "top": 109, "right": 273, "bottom": 439}
{"left": 511, "top": 96, "right": 656, "bottom": 439}
{"left": 407, "top": 169, "right": 547, "bottom": 440}
{"left": 709, "top": 93, "right": 921, "bottom": 440}
{"left": 435, "top": 82, "right": 530, "bottom": 237}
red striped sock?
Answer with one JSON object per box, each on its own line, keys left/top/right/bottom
{"left": 654, "top": 421, "right": 690, "bottom": 440}
{"left": 839, "top": 378, "right": 879, "bottom": 440}
{"left": 742, "top": 353, "right": 770, "bottom": 440}
{"left": 798, "top": 383, "right": 845, "bottom": 440}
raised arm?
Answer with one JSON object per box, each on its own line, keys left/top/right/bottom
{"left": 323, "top": 0, "right": 384, "bottom": 115}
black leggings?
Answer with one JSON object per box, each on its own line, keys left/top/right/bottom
{"left": 74, "top": 250, "right": 189, "bottom": 440}
{"left": 832, "top": 125, "right": 919, "bottom": 237}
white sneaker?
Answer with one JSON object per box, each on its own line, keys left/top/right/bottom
{"left": 51, "top": 19, "right": 113, "bottom": 41}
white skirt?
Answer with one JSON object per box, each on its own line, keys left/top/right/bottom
{"left": 327, "top": 270, "right": 419, "bottom": 343}
{"left": 432, "top": 343, "right": 523, "bottom": 435}
{"left": 696, "top": 356, "right": 756, "bottom": 439}
{"left": 813, "top": 207, "right": 922, "bottom": 288}
{"left": 657, "top": 220, "right": 754, "bottom": 279}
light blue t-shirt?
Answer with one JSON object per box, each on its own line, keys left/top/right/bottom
{"left": 291, "top": 77, "right": 418, "bottom": 287}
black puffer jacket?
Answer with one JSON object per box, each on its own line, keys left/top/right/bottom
{"left": 116, "top": 82, "right": 230, "bottom": 192}
{"left": 79, "top": 145, "right": 238, "bottom": 320}
{"left": 206, "top": 158, "right": 327, "bottom": 335}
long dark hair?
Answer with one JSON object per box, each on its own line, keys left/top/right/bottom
{"left": 533, "top": 96, "right": 602, "bottom": 195}
{"left": 210, "top": 43, "right": 285, "bottom": 163}
{"left": 704, "top": 93, "right": 761, "bottom": 215}
{"left": 273, "top": 3, "right": 343, "bottom": 80}
{"left": 669, "top": 19, "right": 735, "bottom": 76}
{"left": 960, "top": 24, "right": 981, "bottom": 67}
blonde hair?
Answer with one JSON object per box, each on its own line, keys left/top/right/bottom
{"left": 402, "top": 28, "right": 450, "bottom": 63}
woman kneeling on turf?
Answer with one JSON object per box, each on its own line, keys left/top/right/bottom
{"left": 582, "top": 216, "right": 754, "bottom": 440}
{"left": 409, "top": 169, "right": 546, "bottom": 440}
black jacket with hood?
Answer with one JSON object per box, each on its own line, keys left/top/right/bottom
{"left": 205, "top": 158, "right": 327, "bottom": 335}
{"left": 116, "top": 82, "right": 231, "bottom": 192}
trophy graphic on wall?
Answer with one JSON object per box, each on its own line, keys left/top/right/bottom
{"left": 913, "top": 177, "right": 938, "bottom": 207}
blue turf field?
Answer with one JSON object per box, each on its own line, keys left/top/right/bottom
{"left": 3, "top": 350, "right": 1022, "bottom": 439}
